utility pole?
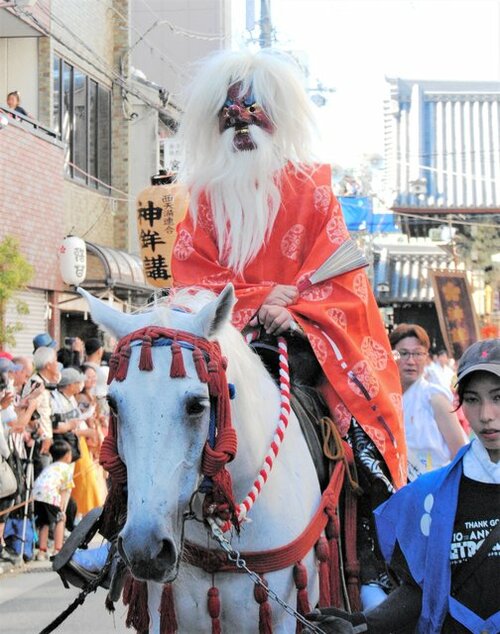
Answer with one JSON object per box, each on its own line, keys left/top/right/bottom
{"left": 259, "top": 0, "right": 272, "bottom": 48}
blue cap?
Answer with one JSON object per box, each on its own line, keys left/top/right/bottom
{"left": 0, "top": 357, "right": 23, "bottom": 373}
{"left": 33, "top": 332, "right": 57, "bottom": 351}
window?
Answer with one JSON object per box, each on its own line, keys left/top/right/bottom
{"left": 53, "top": 55, "right": 111, "bottom": 192}
{"left": 73, "top": 68, "right": 87, "bottom": 181}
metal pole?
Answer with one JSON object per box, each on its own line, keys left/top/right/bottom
{"left": 20, "top": 441, "right": 36, "bottom": 561}
{"left": 259, "top": 0, "right": 272, "bottom": 48}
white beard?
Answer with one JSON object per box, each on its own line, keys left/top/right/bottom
{"left": 189, "top": 126, "right": 286, "bottom": 274}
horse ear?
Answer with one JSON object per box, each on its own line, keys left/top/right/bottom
{"left": 77, "top": 287, "right": 138, "bottom": 340}
{"left": 194, "top": 284, "right": 236, "bottom": 339}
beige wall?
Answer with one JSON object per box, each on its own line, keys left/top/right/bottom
{"left": 50, "top": 0, "right": 115, "bottom": 87}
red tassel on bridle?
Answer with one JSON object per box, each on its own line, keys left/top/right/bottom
{"left": 193, "top": 347, "right": 209, "bottom": 383}
{"left": 170, "top": 336, "right": 187, "bottom": 378}
{"left": 207, "top": 586, "right": 222, "bottom": 634}
{"left": 107, "top": 353, "right": 119, "bottom": 384}
{"left": 160, "top": 584, "right": 177, "bottom": 634}
{"left": 139, "top": 334, "right": 154, "bottom": 371}
{"left": 315, "top": 536, "right": 331, "bottom": 608}
{"left": 254, "top": 576, "right": 273, "bottom": 634}
{"left": 293, "top": 561, "right": 310, "bottom": 633}
{"left": 123, "top": 574, "right": 149, "bottom": 632}
{"left": 115, "top": 346, "right": 131, "bottom": 382}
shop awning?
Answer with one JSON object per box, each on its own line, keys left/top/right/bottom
{"left": 83, "top": 241, "right": 152, "bottom": 298}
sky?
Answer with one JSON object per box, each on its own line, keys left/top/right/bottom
{"left": 231, "top": 0, "right": 500, "bottom": 167}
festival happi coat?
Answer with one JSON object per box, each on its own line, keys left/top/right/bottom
{"left": 172, "top": 162, "right": 407, "bottom": 489}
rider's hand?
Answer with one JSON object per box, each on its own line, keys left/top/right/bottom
{"left": 249, "top": 305, "right": 294, "bottom": 335}
{"left": 262, "top": 285, "right": 299, "bottom": 307}
{"left": 304, "top": 608, "right": 367, "bottom": 634}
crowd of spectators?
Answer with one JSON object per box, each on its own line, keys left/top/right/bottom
{"left": 0, "top": 332, "right": 109, "bottom": 566}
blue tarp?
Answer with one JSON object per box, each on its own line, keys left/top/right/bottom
{"left": 339, "top": 196, "right": 397, "bottom": 233}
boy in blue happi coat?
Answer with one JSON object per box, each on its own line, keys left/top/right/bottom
{"left": 306, "top": 339, "right": 500, "bottom": 634}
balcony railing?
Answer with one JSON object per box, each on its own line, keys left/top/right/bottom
{"left": 0, "top": 106, "right": 58, "bottom": 140}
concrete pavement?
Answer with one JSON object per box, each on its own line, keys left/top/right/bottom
{"left": 0, "top": 564, "right": 129, "bottom": 633}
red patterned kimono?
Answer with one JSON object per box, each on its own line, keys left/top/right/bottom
{"left": 172, "top": 164, "right": 406, "bottom": 488}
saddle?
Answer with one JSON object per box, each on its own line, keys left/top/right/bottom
{"left": 248, "top": 331, "right": 331, "bottom": 490}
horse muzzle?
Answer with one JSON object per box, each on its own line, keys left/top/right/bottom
{"left": 118, "top": 527, "right": 180, "bottom": 583}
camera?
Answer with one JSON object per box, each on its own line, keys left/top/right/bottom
{"left": 0, "top": 371, "right": 8, "bottom": 393}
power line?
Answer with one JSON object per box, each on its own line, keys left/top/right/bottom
{"left": 17, "top": 5, "right": 181, "bottom": 122}
{"left": 133, "top": 0, "right": 228, "bottom": 41}
{"left": 395, "top": 157, "right": 500, "bottom": 185}
{"left": 109, "top": 4, "right": 189, "bottom": 82}
{"left": 392, "top": 210, "right": 499, "bottom": 229}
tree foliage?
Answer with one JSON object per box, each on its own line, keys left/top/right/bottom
{"left": 0, "top": 236, "right": 34, "bottom": 348}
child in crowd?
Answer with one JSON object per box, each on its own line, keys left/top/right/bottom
{"left": 33, "top": 439, "right": 74, "bottom": 560}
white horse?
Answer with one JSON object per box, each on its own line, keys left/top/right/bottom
{"left": 81, "top": 284, "right": 322, "bottom": 633}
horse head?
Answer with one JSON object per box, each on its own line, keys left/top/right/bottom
{"left": 79, "top": 285, "right": 236, "bottom": 583}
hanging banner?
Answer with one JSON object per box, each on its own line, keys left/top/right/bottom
{"left": 136, "top": 176, "right": 189, "bottom": 288}
{"left": 430, "top": 271, "right": 480, "bottom": 360}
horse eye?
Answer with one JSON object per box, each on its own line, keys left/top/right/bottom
{"left": 185, "top": 397, "right": 208, "bottom": 417}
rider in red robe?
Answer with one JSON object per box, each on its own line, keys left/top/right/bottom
{"left": 171, "top": 49, "right": 406, "bottom": 490}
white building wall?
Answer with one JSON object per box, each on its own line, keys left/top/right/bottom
{"left": 0, "top": 37, "right": 39, "bottom": 117}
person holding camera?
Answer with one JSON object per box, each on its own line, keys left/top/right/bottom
{"left": 57, "top": 336, "right": 85, "bottom": 370}
{"left": 22, "top": 347, "right": 61, "bottom": 478}
{"left": 51, "top": 368, "right": 104, "bottom": 521}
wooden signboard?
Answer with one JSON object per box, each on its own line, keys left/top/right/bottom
{"left": 430, "top": 270, "right": 480, "bottom": 360}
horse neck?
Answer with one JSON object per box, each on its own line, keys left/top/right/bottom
{"left": 223, "top": 337, "right": 307, "bottom": 499}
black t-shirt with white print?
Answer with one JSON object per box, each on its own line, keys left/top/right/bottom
{"left": 444, "top": 475, "right": 500, "bottom": 632}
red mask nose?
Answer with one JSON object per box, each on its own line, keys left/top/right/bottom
{"left": 227, "top": 104, "right": 242, "bottom": 117}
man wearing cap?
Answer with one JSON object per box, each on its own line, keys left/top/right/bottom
{"left": 33, "top": 332, "right": 57, "bottom": 352}
{"left": 0, "top": 354, "right": 42, "bottom": 460}
{"left": 51, "top": 368, "right": 85, "bottom": 463}
{"left": 306, "top": 339, "right": 500, "bottom": 634}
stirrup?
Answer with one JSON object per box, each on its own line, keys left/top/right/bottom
{"left": 52, "top": 507, "right": 107, "bottom": 589}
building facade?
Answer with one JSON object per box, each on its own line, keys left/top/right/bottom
{"left": 0, "top": 0, "right": 231, "bottom": 355}
{"left": 385, "top": 77, "right": 500, "bottom": 215}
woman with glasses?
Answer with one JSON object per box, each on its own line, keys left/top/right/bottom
{"left": 389, "top": 324, "right": 467, "bottom": 481}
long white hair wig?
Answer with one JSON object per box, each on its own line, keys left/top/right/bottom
{"left": 177, "top": 49, "right": 317, "bottom": 273}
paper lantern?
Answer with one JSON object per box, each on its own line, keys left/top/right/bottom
{"left": 59, "top": 235, "right": 87, "bottom": 286}
{"left": 136, "top": 171, "right": 189, "bottom": 288}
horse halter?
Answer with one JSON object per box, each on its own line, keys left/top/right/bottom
{"left": 100, "top": 325, "right": 240, "bottom": 529}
